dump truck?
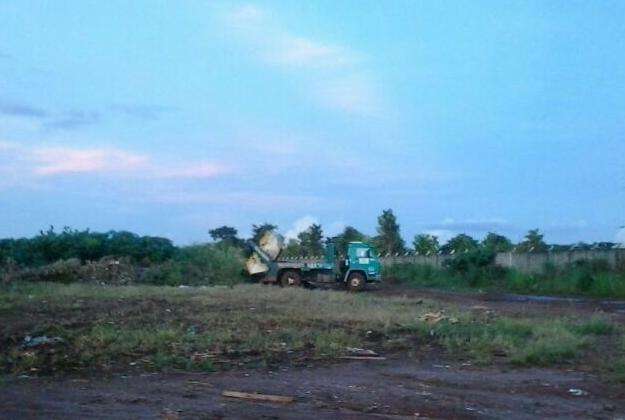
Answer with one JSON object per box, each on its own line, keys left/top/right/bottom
{"left": 246, "top": 231, "right": 382, "bottom": 291}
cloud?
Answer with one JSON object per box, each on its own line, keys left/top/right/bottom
{"left": 0, "top": 100, "right": 173, "bottom": 131}
{"left": 0, "top": 102, "right": 47, "bottom": 118}
{"left": 220, "top": 4, "right": 381, "bottom": 115}
{"left": 0, "top": 142, "right": 229, "bottom": 181}
{"left": 31, "top": 147, "right": 148, "bottom": 176}
{"left": 43, "top": 111, "right": 101, "bottom": 131}
{"left": 616, "top": 227, "right": 625, "bottom": 244}
{"left": 0, "top": 100, "right": 100, "bottom": 130}
{"left": 284, "top": 215, "right": 318, "bottom": 239}
{"left": 424, "top": 229, "right": 456, "bottom": 245}
{"left": 429, "top": 217, "right": 511, "bottom": 232}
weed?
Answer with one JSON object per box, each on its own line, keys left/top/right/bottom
{"left": 0, "top": 283, "right": 622, "bottom": 376}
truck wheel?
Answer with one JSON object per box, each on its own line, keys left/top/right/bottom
{"left": 347, "top": 272, "right": 366, "bottom": 292}
{"left": 280, "top": 270, "right": 302, "bottom": 287}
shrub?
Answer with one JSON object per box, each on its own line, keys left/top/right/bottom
{"left": 443, "top": 249, "right": 502, "bottom": 287}
{"left": 141, "top": 244, "right": 246, "bottom": 287}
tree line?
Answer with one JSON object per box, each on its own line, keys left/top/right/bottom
{"left": 209, "top": 209, "right": 619, "bottom": 257}
{"left": 1, "top": 209, "right": 618, "bottom": 268}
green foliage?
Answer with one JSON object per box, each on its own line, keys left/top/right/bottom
{"left": 481, "top": 232, "right": 513, "bottom": 253}
{"left": 443, "top": 248, "right": 502, "bottom": 287}
{"left": 374, "top": 209, "right": 405, "bottom": 255}
{"left": 281, "top": 238, "right": 303, "bottom": 258}
{"left": 516, "top": 229, "right": 548, "bottom": 253}
{"left": 0, "top": 227, "right": 175, "bottom": 267}
{"left": 142, "top": 244, "right": 246, "bottom": 287}
{"left": 334, "top": 226, "right": 367, "bottom": 253}
{"left": 413, "top": 234, "right": 439, "bottom": 255}
{"left": 297, "top": 223, "right": 324, "bottom": 256}
{"left": 251, "top": 223, "right": 277, "bottom": 243}
{"left": 208, "top": 225, "right": 243, "bottom": 247}
{"left": 440, "top": 234, "right": 478, "bottom": 254}
{"left": 388, "top": 255, "right": 625, "bottom": 298}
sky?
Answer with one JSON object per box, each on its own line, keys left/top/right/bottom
{"left": 1, "top": 0, "right": 624, "bottom": 245}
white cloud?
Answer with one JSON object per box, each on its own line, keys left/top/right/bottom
{"left": 424, "top": 229, "right": 456, "bottom": 245}
{"left": 31, "top": 147, "right": 148, "bottom": 176}
{"left": 220, "top": 4, "right": 381, "bottom": 115}
{"left": 0, "top": 142, "right": 230, "bottom": 183}
{"left": 284, "top": 215, "right": 318, "bottom": 240}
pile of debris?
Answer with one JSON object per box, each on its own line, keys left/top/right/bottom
{"left": 5, "top": 256, "right": 139, "bottom": 285}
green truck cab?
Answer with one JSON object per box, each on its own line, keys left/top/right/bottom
{"left": 248, "top": 237, "right": 382, "bottom": 292}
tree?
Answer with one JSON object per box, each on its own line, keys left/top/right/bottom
{"left": 413, "top": 234, "right": 439, "bottom": 255}
{"left": 440, "top": 234, "right": 478, "bottom": 254}
{"left": 209, "top": 226, "right": 243, "bottom": 247}
{"left": 481, "top": 232, "right": 513, "bottom": 253}
{"left": 251, "top": 223, "right": 277, "bottom": 243}
{"left": 334, "top": 226, "right": 367, "bottom": 253}
{"left": 298, "top": 224, "right": 324, "bottom": 256}
{"left": 374, "top": 209, "right": 405, "bottom": 255}
{"left": 516, "top": 229, "right": 547, "bottom": 253}
{"left": 282, "top": 238, "right": 303, "bottom": 258}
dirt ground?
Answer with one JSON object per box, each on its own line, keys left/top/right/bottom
{"left": 2, "top": 357, "right": 624, "bottom": 419}
{"left": 2, "top": 286, "right": 625, "bottom": 419}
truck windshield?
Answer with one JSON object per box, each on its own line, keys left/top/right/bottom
{"left": 356, "top": 248, "right": 370, "bottom": 258}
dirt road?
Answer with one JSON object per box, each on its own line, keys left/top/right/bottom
{"left": 2, "top": 355, "right": 624, "bottom": 419}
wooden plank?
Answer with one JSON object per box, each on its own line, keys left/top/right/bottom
{"left": 221, "top": 390, "right": 295, "bottom": 404}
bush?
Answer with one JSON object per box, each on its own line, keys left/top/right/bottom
{"left": 443, "top": 249, "right": 503, "bottom": 287}
{"left": 141, "top": 244, "right": 246, "bottom": 287}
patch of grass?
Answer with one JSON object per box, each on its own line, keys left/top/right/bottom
{"left": 571, "top": 315, "right": 616, "bottom": 336}
{"left": 512, "top": 323, "right": 587, "bottom": 366}
{"left": 0, "top": 282, "right": 622, "bottom": 376}
{"left": 433, "top": 318, "right": 589, "bottom": 366}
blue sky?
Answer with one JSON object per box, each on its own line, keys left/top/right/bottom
{"left": 1, "top": 0, "right": 624, "bottom": 245}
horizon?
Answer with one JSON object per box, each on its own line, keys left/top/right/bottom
{"left": 1, "top": 1, "right": 624, "bottom": 246}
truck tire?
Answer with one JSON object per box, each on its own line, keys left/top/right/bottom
{"left": 347, "top": 272, "right": 366, "bottom": 292}
{"left": 280, "top": 270, "right": 302, "bottom": 287}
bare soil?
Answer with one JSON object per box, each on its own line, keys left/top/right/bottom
{"left": 2, "top": 356, "right": 623, "bottom": 419}
{"left": 2, "top": 284, "right": 624, "bottom": 419}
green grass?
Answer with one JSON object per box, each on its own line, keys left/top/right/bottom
{"left": 0, "top": 282, "right": 622, "bottom": 376}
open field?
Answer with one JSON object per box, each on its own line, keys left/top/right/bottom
{"left": 1, "top": 282, "right": 625, "bottom": 418}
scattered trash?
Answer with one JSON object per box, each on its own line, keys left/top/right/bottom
{"left": 346, "top": 347, "right": 379, "bottom": 357}
{"left": 419, "top": 311, "right": 446, "bottom": 325}
{"left": 339, "top": 356, "right": 387, "bottom": 361}
{"left": 222, "top": 390, "right": 294, "bottom": 404}
{"left": 419, "top": 311, "right": 458, "bottom": 325}
{"left": 22, "top": 335, "right": 64, "bottom": 348}
{"left": 186, "top": 380, "right": 213, "bottom": 388}
{"left": 178, "top": 285, "right": 190, "bottom": 289}
{"left": 568, "top": 388, "right": 587, "bottom": 397}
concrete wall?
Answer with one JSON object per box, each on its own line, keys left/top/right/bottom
{"left": 379, "top": 249, "right": 625, "bottom": 274}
